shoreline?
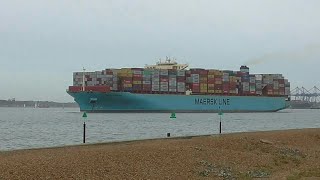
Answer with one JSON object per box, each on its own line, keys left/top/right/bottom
{"left": 1, "top": 128, "right": 320, "bottom": 179}
{"left": 1, "top": 127, "right": 316, "bottom": 153}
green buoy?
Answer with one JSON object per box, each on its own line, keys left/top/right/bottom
{"left": 82, "top": 112, "right": 87, "bottom": 118}
{"left": 170, "top": 112, "right": 176, "bottom": 119}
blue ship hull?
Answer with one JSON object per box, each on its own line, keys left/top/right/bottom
{"left": 67, "top": 91, "right": 290, "bottom": 113}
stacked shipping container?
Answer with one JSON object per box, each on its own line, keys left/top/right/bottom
{"left": 72, "top": 66, "right": 290, "bottom": 96}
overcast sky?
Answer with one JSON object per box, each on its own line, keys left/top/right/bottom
{"left": 1, "top": 0, "right": 319, "bottom": 102}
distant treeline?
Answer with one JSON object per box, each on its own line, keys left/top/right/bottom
{"left": 0, "top": 100, "right": 78, "bottom": 108}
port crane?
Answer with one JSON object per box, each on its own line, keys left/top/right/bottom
{"left": 290, "top": 86, "right": 320, "bottom": 103}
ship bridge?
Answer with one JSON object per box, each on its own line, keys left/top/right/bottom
{"left": 145, "top": 57, "right": 188, "bottom": 70}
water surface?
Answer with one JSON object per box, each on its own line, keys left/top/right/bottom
{"left": 0, "top": 107, "right": 319, "bottom": 151}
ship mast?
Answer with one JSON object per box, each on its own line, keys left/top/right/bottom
{"left": 82, "top": 67, "right": 86, "bottom": 91}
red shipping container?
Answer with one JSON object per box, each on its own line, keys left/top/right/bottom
{"left": 199, "top": 70, "right": 208, "bottom": 75}
{"left": 192, "top": 88, "right": 200, "bottom": 93}
{"left": 190, "top": 69, "right": 204, "bottom": 74}
{"left": 106, "top": 70, "right": 113, "bottom": 75}
{"left": 215, "top": 85, "right": 222, "bottom": 90}
{"left": 143, "top": 84, "right": 152, "bottom": 88}
{"left": 207, "top": 79, "right": 215, "bottom": 84}
{"left": 223, "top": 85, "right": 229, "bottom": 90}
{"left": 266, "top": 85, "right": 273, "bottom": 90}
{"left": 177, "top": 77, "right": 186, "bottom": 82}
{"left": 133, "top": 77, "right": 143, "bottom": 81}
{"left": 229, "top": 83, "right": 237, "bottom": 88}
{"left": 237, "top": 71, "right": 247, "bottom": 76}
{"left": 69, "top": 86, "right": 82, "bottom": 92}
{"left": 85, "top": 86, "right": 110, "bottom": 93}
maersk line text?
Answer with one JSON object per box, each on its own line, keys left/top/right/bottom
{"left": 194, "top": 98, "right": 230, "bottom": 106}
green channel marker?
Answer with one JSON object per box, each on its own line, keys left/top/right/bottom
{"left": 82, "top": 112, "right": 87, "bottom": 118}
{"left": 170, "top": 112, "right": 176, "bottom": 119}
{"left": 218, "top": 111, "right": 223, "bottom": 116}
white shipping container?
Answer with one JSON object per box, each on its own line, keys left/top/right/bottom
{"left": 160, "top": 84, "right": 169, "bottom": 87}
{"left": 256, "top": 91, "right": 262, "bottom": 95}
{"left": 255, "top": 75, "right": 263, "bottom": 81}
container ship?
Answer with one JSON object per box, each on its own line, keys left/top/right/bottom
{"left": 67, "top": 58, "right": 291, "bottom": 113}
